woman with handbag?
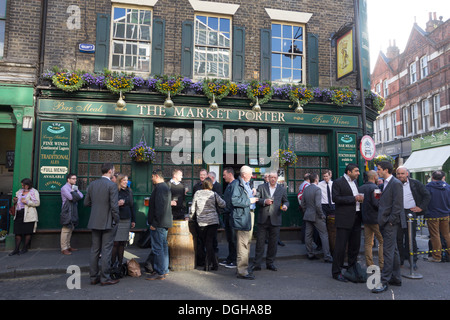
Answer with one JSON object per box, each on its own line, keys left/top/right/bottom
{"left": 9, "top": 178, "right": 40, "bottom": 256}
{"left": 190, "top": 178, "right": 226, "bottom": 271}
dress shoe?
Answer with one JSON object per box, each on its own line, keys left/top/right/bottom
{"left": 324, "top": 258, "right": 333, "bottom": 263}
{"left": 61, "top": 249, "right": 72, "bottom": 255}
{"left": 332, "top": 274, "right": 348, "bottom": 282}
{"left": 278, "top": 240, "right": 286, "bottom": 247}
{"left": 19, "top": 248, "right": 28, "bottom": 255}
{"left": 251, "top": 265, "right": 262, "bottom": 271}
{"left": 371, "top": 283, "right": 388, "bottom": 293}
{"left": 68, "top": 247, "right": 78, "bottom": 252}
{"left": 266, "top": 264, "right": 278, "bottom": 271}
{"left": 101, "top": 279, "right": 120, "bottom": 286}
{"left": 308, "top": 255, "right": 318, "bottom": 260}
{"left": 388, "top": 280, "right": 402, "bottom": 286}
{"left": 90, "top": 278, "right": 100, "bottom": 285}
{"left": 8, "top": 250, "right": 20, "bottom": 256}
{"left": 237, "top": 273, "right": 255, "bottom": 280}
{"left": 145, "top": 273, "right": 166, "bottom": 281}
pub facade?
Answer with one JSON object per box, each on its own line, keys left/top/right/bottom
{"left": 5, "top": 0, "right": 379, "bottom": 247}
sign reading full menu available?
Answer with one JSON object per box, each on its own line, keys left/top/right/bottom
{"left": 37, "top": 121, "right": 72, "bottom": 192}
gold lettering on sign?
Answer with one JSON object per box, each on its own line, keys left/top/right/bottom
{"left": 312, "top": 115, "right": 330, "bottom": 124}
{"left": 331, "top": 115, "right": 350, "bottom": 126}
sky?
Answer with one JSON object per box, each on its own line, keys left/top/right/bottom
{"left": 366, "top": 0, "right": 449, "bottom": 72}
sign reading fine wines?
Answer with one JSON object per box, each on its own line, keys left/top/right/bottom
{"left": 38, "top": 99, "right": 359, "bottom": 128}
{"left": 37, "top": 121, "right": 72, "bottom": 192}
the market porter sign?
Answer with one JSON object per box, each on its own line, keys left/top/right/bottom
{"left": 37, "top": 120, "right": 72, "bottom": 192}
{"left": 38, "top": 99, "right": 359, "bottom": 128}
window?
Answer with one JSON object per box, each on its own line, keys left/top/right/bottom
{"left": 78, "top": 122, "right": 133, "bottom": 191}
{"left": 410, "top": 62, "right": 417, "bottom": 84}
{"left": 391, "top": 112, "right": 396, "bottom": 138}
{"left": 375, "top": 83, "right": 381, "bottom": 95}
{"left": 422, "top": 99, "right": 430, "bottom": 132}
{"left": 384, "top": 115, "right": 390, "bottom": 142}
{"left": 402, "top": 106, "right": 410, "bottom": 136}
{"left": 271, "top": 23, "right": 304, "bottom": 83}
{"left": 383, "top": 79, "right": 389, "bottom": 97}
{"left": 377, "top": 118, "right": 383, "bottom": 142}
{"left": 111, "top": 6, "right": 152, "bottom": 73}
{"left": 287, "top": 132, "right": 329, "bottom": 193}
{"left": 194, "top": 14, "right": 231, "bottom": 79}
{"left": 411, "top": 103, "right": 419, "bottom": 134}
{"left": 420, "top": 55, "right": 428, "bottom": 78}
{"left": 0, "top": 0, "right": 6, "bottom": 58}
{"left": 433, "top": 94, "right": 441, "bottom": 128}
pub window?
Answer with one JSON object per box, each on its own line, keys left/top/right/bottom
{"left": 153, "top": 125, "right": 203, "bottom": 194}
{"left": 271, "top": 23, "right": 304, "bottom": 83}
{"left": 110, "top": 6, "right": 152, "bottom": 73}
{"left": 194, "top": 14, "right": 231, "bottom": 79}
{"left": 77, "top": 122, "right": 132, "bottom": 191}
{"left": 287, "top": 132, "right": 329, "bottom": 193}
{"left": 433, "top": 94, "right": 441, "bottom": 128}
{"left": 0, "top": 0, "right": 6, "bottom": 59}
{"left": 410, "top": 62, "right": 417, "bottom": 84}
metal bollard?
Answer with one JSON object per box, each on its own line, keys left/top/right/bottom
{"left": 402, "top": 213, "right": 423, "bottom": 279}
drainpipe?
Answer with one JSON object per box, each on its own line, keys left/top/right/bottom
{"left": 354, "top": 0, "right": 367, "bottom": 135}
{"left": 38, "top": 0, "right": 48, "bottom": 77}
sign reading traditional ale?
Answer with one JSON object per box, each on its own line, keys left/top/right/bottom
{"left": 37, "top": 121, "right": 72, "bottom": 192}
{"left": 337, "top": 132, "right": 357, "bottom": 176}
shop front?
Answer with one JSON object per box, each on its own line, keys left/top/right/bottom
{"left": 32, "top": 88, "right": 375, "bottom": 247}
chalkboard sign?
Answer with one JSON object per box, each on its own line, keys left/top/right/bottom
{"left": 37, "top": 121, "right": 72, "bottom": 192}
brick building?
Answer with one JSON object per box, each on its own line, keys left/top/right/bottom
{"left": 371, "top": 12, "right": 449, "bottom": 182}
{"left": 1, "top": 0, "right": 378, "bottom": 248}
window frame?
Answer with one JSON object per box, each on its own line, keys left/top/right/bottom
{"left": 383, "top": 79, "right": 389, "bottom": 97}
{"left": 420, "top": 55, "right": 428, "bottom": 79}
{"left": 0, "top": 0, "right": 7, "bottom": 59}
{"left": 421, "top": 98, "right": 430, "bottom": 132}
{"left": 433, "top": 94, "right": 441, "bottom": 129}
{"left": 270, "top": 21, "right": 306, "bottom": 85}
{"left": 109, "top": 4, "right": 153, "bottom": 75}
{"left": 193, "top": 13, "right": 233, "bottom": 80}
{"left": 410, "top": 62, "right": 417, "bottom": 84}
{"left": 411, "top": 103, "right": 419, "bottom": 134}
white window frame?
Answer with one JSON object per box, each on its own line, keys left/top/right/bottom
{"left": 391, "top": 112, "right": 396, "bottom": 138}
{"left": 433, "top": 94, "right": 441, "bottom": 129}
{"left": 109, "top": 4, "right": 153, "bottom": 75}
{"left": 0, "top": 0, "right": 6, "bottom": 59}
{"left": 384, "top": 115, "right": 390, "bottom": 142}
{"left": 410, "top": 62, "right": 417, "bottom": 84}
{"left": 375, "top": 83, "right": 381, "bottom": 95}
{"left": 420, "top": 55, "right": 428, "bottom": 79}
{"left": 383, "top": 79, "right": 388, "bottom": 97}
{"left": 402, "top": 106, "right": 409, "bottom": 136}
{"left": 411, "top": 103, "right": 418, "bottom": 134}
{"left": 193, "top": 13, "right": 232, "bottom": 80}
{"left": 422, "top": 99, "right": 430, "bottom": 132}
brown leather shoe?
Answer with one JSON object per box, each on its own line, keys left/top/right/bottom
{"left": 68, "top": 247, "right": 78, "bottom": 252}
{"left": 101, "top": 279, "right": 120, "bottom": 286}
{"left": 61, "top": 249, "right": 72, "bottom": 255}
{"left": 90, "top": 278, "right": 100, "bottom": 285}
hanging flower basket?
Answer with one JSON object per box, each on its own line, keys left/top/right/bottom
{"left": 105, "top": 73, "right": 134, "bottom": 94}
{"left": 52, "top": 71, "right": 84, "bottom": 92}
{"left": 289, "top": 86, "right": 314, "bottom": 107}
{"left": 365, "top": 91, "right": 386, "bottom": 113}
{"left": 203, "top": 78, "right": 231, "bottom": 101}
{"left": 155, "top": 75, "right": 185, "bottom": 98}
{"left": 129, "top": 142, "right": 156, "bottom": 163}
{"left": 373, "top": 154, "right": 394, "bottom": 166}
{"left": 273, "top": 148, "right": 298, "bottom": 167}
{"left": 330, "top": 87, "right": 355, "bottom": 107}
{"left": 247, "top": 80, "right": 273, "bottom": 106}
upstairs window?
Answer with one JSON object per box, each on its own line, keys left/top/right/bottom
{"left": 420, "top": 55, "right": 428, "bottom": 78}
{"left": 271, "top": 23, "right": 304, "bottom": 83}
{"left": 410, "top": 62, "right": 417, "bottom": 84}
{"left": 0, "top": 0, "right": 6, "bottom": 58}
{"left": 422, "top": 99, "right": 430, "bottom": 132}
{"left": 111, "top": 6, "right": 152, "bottom": 73}
{"left": 433, "top": 94, "right": 441, "bottom": 128}
{"left": 411, "top": 103, "right": 419, "bottom": 134}
{"left": 383, "top": 79, "right": 388, "bottom": 97}
{"left": 194, "top": 14, "right": 231, "bottom": 79}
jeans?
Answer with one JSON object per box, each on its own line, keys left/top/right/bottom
{"left": 150, "top": 227, "right": 169, "bottom": 275}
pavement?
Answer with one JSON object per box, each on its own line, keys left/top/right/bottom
{"left": 0, "top": 228, "right": 431, "bottom": 279}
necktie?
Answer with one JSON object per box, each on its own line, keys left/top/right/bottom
{"left": 327, "top": 182, "right": 332, "bottom": 205}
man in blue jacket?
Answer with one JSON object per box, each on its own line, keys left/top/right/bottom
{"left": 425, "top": 170, "right": 450, "bottom": 262}
{"left": 230, "top": 165, "right": 259, "bottom": 280}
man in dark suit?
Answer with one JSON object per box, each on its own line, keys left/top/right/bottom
{"left": 396, "top": 166, "right": 430, "bottom": 269}
{"left": 146, "top": 169, "right": 173, "bottom": 281}
{"left": 301, "top": 173, "right": 333, "bottom": 262}
{"left": 331, "top": 163, "right": 364, "bottom": 282}
{"left": 372, "top": 161, "right": 405, "bottom": 293}
{"left": 84, "top": 163, "right": 120, "bottom": 286}
{"left": 251, "top": 171, "right": 289, "bottom": 271}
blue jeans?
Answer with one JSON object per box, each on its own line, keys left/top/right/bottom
{"left": 150, "top": 227, "right": 169, "bottom": 275}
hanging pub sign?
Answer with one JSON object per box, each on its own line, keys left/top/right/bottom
{"left": 335, "top": 26, "right": 355, "bottom": 81}
{"left": 37, "top": 120, "right": 72, "bottom": 192}
{"left": 360, "top": 135, "right": 376, "bottom": 161}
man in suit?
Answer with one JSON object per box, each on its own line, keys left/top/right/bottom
{"left": 358, "top": 170, "right": 383, "bottom": 269}
{"left": 84, "top": 163, "right": 120, "bottom": 286}
{"left": 146, "top": 169, "right": 173, "bottom": 281}
{"left": 301, "top": 173, "right": 333, "bottom": 262}
{"left": 372, "top": 161, "right": 405, "bottom": 293}
{"left": 318, "top": 169, "right": 336, "bottom": 254}
{"left": 331, "top": 163, "right": 364, "bottom": 282}
{"left": 252, "top": 171, "right": 289, "bottom": 271}
{"left": 396, "top": 166, "right": 430, "bottom": 269}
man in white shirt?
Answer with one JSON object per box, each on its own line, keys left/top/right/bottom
{"left": 318, "top": 170, "right": 336, "bottom": 253}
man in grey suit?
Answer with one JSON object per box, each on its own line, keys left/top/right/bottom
{"left": 84, "top": 163, "right": 120, "bottom": 286}
{"left": 372, "top": 161, "right": 405, "bottom": 293}
{"left": 252, "top": 171, "right": 289, "bottom": 271}
{"left": 301, "top": 173, "right": 333, "bottom": 262}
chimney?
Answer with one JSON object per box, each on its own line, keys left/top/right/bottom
{"left": 426, "top": 11, "right": 443, "bottom": 32}
{"left": 386, "top": 39, "right": 399, "bottom": 59}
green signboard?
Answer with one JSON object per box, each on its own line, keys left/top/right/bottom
{"left": 411, "top": 131, "right": 450, "bottom": 151}
{"left": 38, "top": 99, "right": 359, "bottom": 128}
{"left": 337, "top": 132, "right": 357, "bottom": 176}
{"left": 37, "top": 120, "right": 72, "bottom": 192}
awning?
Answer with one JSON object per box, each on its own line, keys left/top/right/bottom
{"left": 403, "top": 145, "right": 450, "bottom": 173}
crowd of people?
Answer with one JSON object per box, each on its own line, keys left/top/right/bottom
{"left": 6, "top": 161, "right": 449, "bottom": 293}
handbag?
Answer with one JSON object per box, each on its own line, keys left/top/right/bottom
{"left": 9, "top": 203, "right": 16, "bottom": 217}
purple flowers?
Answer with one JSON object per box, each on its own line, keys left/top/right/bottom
{"left": 129, "top": 142, "right": 156, "bottom": 163}
{"left": 132, "top": 76, "right": 145, "bottom": 87}
{"left": 82, "top": 73, "right": 96, "bottom": 85}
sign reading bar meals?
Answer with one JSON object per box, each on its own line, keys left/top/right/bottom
{"left": 38, "top": 99, "right": 359, "bottom": 128}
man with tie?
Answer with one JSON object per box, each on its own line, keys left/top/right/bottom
{"left": 372, "top": 161, "right": 405, "bottom": 293}
{"left": 318, "top": 169, "right": 336, "bottom": 254}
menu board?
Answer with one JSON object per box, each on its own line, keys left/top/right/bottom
{"left": 37, "top": 121, "right": 72, "bottom": 192}
{"left": 337, "top": 133, "right": 357, "bottom": 177}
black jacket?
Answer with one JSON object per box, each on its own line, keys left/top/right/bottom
{"left": 148, "top": 182, "right": 173, "bottom": 229}
{"left": 406, "top": 178, "right": 431, "bottom": 215}
{"left": 332, "top": 176, "right": 360, "bottom": 229}
{"left": 358, "top": 182, "right": 379, "bottom": 225}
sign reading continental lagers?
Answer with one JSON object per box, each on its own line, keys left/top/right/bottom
{"left": 38, "top": 121, "right": 72, "bottom": 192}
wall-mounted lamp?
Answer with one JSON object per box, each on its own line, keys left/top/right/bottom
{"left": 22, "top": 116, "right": 33, "bottom": 131}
